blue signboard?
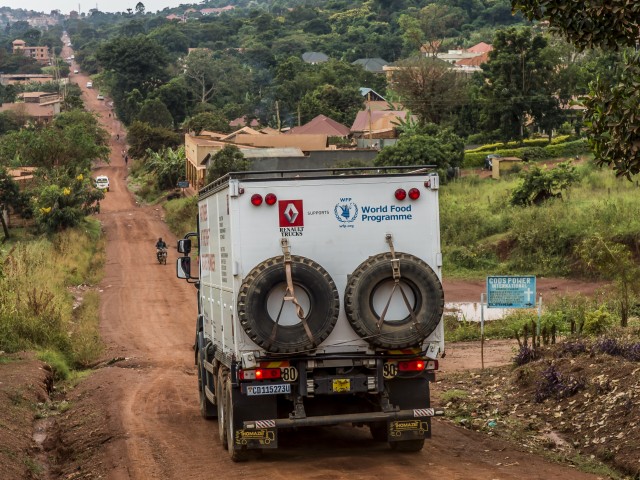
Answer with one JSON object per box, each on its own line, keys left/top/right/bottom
{"left": 177, "top": 181, "right": 190, "bottom": 189}
{"left": 486, "top": 276, "right": 536, "bottom": 308}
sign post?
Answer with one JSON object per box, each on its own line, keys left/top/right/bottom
{"left": 177, "top": 180, "right": 189, "bottom": 194}
{"left": 482, "top": 276, "right": 538, "bottom": 369}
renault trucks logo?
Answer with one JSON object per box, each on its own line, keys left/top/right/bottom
{"left": 279, "top": 200, "right": 304, "bottom": 236}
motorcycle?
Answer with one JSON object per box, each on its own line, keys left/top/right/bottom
{"left": 156, "top": 248, "right": 167, "bottom": 265}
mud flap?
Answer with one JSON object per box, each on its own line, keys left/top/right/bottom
{"left": 389, "top": 418, "right": 431, "bottom": 440}
{"left": 386, "top": 377, "right": 432, "bottom": 440}
{"left": 228, "top": 386, "right": 279, "bottom": 450}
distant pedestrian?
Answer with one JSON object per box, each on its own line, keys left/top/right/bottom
{"left": 116, "top": 133, "right": 120, "bottom": 141}
{"left": 125, "top": 155, "right": 128, "bottom": 165}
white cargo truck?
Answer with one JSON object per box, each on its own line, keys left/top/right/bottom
{"left": 177, "top": 166, "right": 445, "bottom": 461}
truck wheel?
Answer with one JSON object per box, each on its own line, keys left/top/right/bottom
{"left": 344, "top": 252, "right": 444, "bottom": 349}
{"left": 389, "top": 439, "right": 425, "bottom": 452}
{"left": 226, "top": 382, "right": 249, "bottom": 462}
{"left": 197, "top": 354, "right": 217, "bottom": 419}
{"left": 216, "top": 368, "right": 228, "bottom": 448}
{"left": 238, "top": 255, "right": 339, "bottom": 353}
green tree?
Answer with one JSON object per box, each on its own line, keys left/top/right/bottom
{"left": 513, "top": 0, "right": 639, "bottom": 50}
{"left": 0, "top": 167, "right": 29, "bottom": 239}
{"left": 0, "top": 111, "right": 21, "bottom": 136}
{"left": 399, "top": 4, "right": 467, "bottom": 55}
{"left": 143, "top": 147, "right": 185, "bottom": 190}
{"left": 136, "top": 98, "right": 174, "bottom": 129}
{"left": 127, "top": 121, "right": 182, "bottom": 159}
{"left": 480, "top": 27, "right": 561, "bottom": 142}
{"left": 510, "top": 162, "right": 578, "bottom": 206}
{"left": 512, "top": 0, "right": 640, "bottom": 177}
{"left": 374, "top": 125, "right": 464, "bottom": 172}
{"left": 184, "top": 51, "right": 251, "bottom": 107}
{"left": 96, "top": 35, "right": 169, "bottom": 120}
{"left": 206, "top": 145, "right": 249, "bottom": 184}
{"left": 182, "top": 112, "right": 230, "bottom": 135}
{"left": 298, "top": 85, "right": 363, "bottom": 126}
{"left": 32, "top": 171, "right": 104, "bottom": 233}
{"left": 390, "top": 57, "right": 468, "bottom": 125}
{"left": 575, "top": 235, "right": 640, "bottom": 328}
{"left": 0, "top": 112, "right": 109, "bottom": 174}
{"left": 151, "top": 78, "right": 191, "bottom": 125}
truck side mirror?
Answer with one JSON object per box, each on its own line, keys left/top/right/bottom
{"left": 177, "top": 239, "right": 191, "bottom": 255}
{"left": 176, "top": 256, "right": 191, "bottom": 279}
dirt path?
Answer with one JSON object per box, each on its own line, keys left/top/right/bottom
{"left": 63, "top": 54, "right": 605, "bottom": 479}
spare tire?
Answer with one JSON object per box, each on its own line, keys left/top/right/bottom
{"left": 344, "top": 252, "right": 444, "bottom": 349}
{"left": 238, "top": 255, "right": 339, "bottom": 353}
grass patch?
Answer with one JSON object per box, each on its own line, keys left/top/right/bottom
{"left": 164, "top": 196, "right": 198, "bottom": 238}
{"left": 442, "top": 163, "right": 640, "bottom": 277}
{"left": 37, "top": 350, "right": 71, "bottom": 381}
{"left": 440, "top": 389, "right": 469, "bottom": 403}
{"left": 0, "top": 225, "right": 105, "bottom": 370}
{"left": 23, "top": 457, "right": 43, "bottom": 475}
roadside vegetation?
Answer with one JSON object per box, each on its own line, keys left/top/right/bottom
{"left": 0, "top": 222, "right": 105, "bottom": 379}
{"left": 442, "top": 160, "right": 640, "bottom": 278}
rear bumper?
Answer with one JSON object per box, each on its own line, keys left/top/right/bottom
{"left": 243, "top": 407, "right": 445, "bottom": 430}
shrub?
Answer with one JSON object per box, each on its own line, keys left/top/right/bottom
{"left": 592, "top": 338, "right": 623, "bottom": 356}
{"left": 535, "top": 363, "right": 586, "bottom": 403}
{"left": 463, "top": 139, "right": 589, "bottom": 167}
{"left": 513, "top": 345, "right": 538, "bottom": 366}
{"left": 583, "top": 308, "right": 616, "bottom": 335}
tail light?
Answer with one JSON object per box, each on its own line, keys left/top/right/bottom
{"left": 395, "top": 188, "right": 407, "bottom": 200}
{"left": 265, "top": 193, "right": 277, "bottom": 205}
{"left": 238, "top": 368, "right": 281, "bottom": 381}
{"left": 251, "top": 193, "right": 278, "bottom": 206}
{"left": 408, "top": 188, "right": 420, "bottom": 200}
{"left": 398, "top": 359, "right": 426, "bottom": 372}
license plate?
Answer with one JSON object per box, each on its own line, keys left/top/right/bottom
{"left": 332, "top": 378, "right": 351, "bottom": 393}
{"left": 246, "top": 383, "right": 291, "bottom": 396}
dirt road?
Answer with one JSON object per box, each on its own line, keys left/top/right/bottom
{"left": 64, "top": 62, "right": 605, "bottom": 479}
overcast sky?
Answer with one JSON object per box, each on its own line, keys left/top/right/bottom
{"left": 1, "top": 0, "right": 186, "bottom": 14}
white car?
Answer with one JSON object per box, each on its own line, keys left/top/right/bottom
{"left": 86, "top": 81, "right": 93, "bottom": 88}
{"left": 74, "top": 69, "right": 79, "bottom": 74}
{"left": 95, "top": 175, "right": 110, "bottom": 192}
{"left": 97, "top": 94, "right": 104, "bottom": 100}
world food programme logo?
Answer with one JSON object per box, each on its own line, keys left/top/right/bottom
{"left": 334, "top": 199, "right": 358, "bottom": 226}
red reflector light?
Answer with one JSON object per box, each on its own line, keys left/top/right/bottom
{"left": 265, "top": 193, "right": 277, "bottom": 205}
{"left": 398, "top": 359, "right": 426, "bottom": 372}
{"left": 251, "top": 194, "right": 263, "bottom": 206}
{"left": 238, "top": 368, "right": 281, "bottom": 381}
{"left": 257, "top": 368, "right": 281, "bottom": 379}
{"left": 395, "top": 188, "right": 407, "bottom": 200}
{"left": 408, "top": 188, "right": 420, "bottom": 200}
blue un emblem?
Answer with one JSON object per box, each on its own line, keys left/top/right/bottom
{"left": 334, "top": 202, "right": 358, "bottom": 223}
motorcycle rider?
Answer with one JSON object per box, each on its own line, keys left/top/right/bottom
{"left": 156, "top": 237, "right": 167, "bottom": 260}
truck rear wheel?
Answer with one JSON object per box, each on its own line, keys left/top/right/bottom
{"left": 389, "top": 439, "right": 425, "bottom": 452}
{"left": 344, "top": 252, "right": 444, "bottom": 349}
{"left": 216, "top": 368, "right": 228, "bottom": 448}
{"left": 226, "top": 382, "right": 249, "bottom": 462}
{"left": 238, "top": 255, "right": 340, "bottom": 353}
{"left": 197, "top": 354, "right": 216, "bottom": 419}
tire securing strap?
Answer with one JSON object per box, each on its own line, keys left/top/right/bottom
{"left": 376, "top": 235, "right": 420, "bottom": 332}
{"left": 269, "top": 238, "right": 315, "bottom": 346}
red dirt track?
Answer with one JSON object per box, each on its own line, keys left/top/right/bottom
{"left": 67, "top": 49, "right": 605, "bottom": 479}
